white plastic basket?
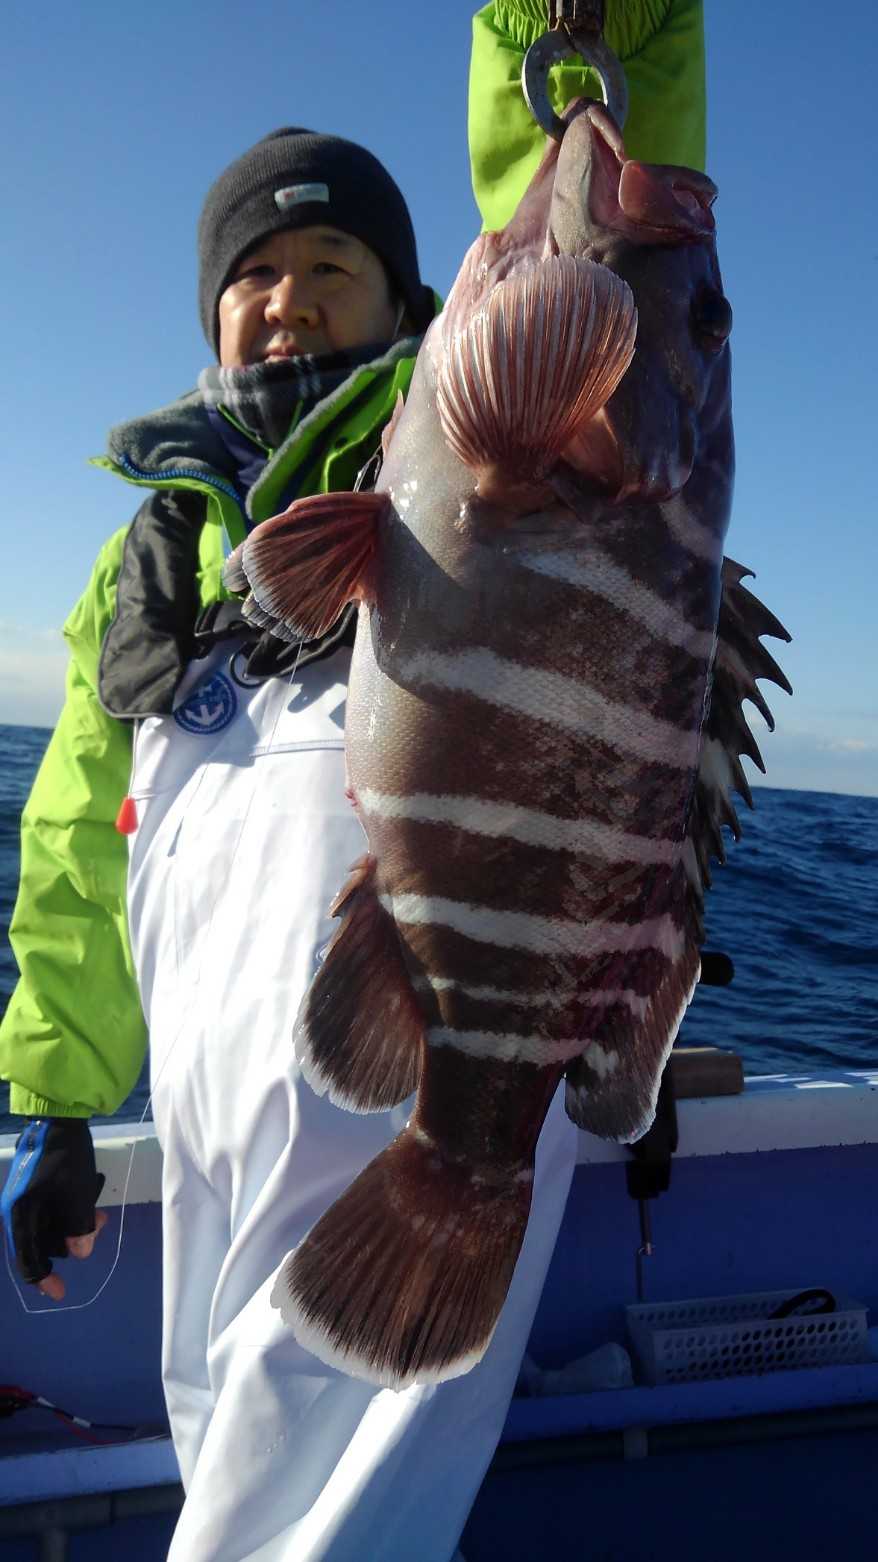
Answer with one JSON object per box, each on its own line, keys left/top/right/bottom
{"left": 626, "top": 1289, "right": 870, "bottom": 1385}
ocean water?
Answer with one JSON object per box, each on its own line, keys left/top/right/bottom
{"left": 1, "top": 720, "right": 876, "bottom": 1135}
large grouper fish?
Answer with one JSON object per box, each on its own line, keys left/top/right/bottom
{"left": 227, "top": 99, "right": 790, "bottom": 1389}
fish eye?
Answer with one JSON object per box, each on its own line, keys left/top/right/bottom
{"left": 693, "top": 287, "right": 732, "bottom": 351}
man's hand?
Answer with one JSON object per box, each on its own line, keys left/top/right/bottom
{"left": 1, "top": 1118, "right": 106, "bottom": 1300}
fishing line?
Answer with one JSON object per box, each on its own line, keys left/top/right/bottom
{"left": 6, "top": 633, "right": 305, "bottom": 1317}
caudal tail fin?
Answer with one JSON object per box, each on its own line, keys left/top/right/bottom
{"left": 270, "top": 1127, "right": 532, "bottom": 1389}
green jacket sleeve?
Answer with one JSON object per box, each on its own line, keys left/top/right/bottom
{"left": 0, "top": 527, "right": 147, "bottom": 1119}
{"left": 469, "top": 0, "right": 706, "bottom": 231}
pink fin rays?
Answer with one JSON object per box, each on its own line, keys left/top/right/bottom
{"left": 436, "top": 254, "right": 636, "bottom": 487}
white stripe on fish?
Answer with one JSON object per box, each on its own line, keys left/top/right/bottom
{"left": 380, "top": 892, "right": 686, "bottom": 961}
{"left": 423, "top": 977, "right": 651, "bottom": 1019}
{"left": 582, "top": 1041, "right": 621, "bottom": 1080}
{"left": 402, "top": 649, "right": 700, "bottom": 769}
{"left": 566, "top": 968, "right": 700, "bottom": 1142}
{"left": 518, "top": 546, "right": 716, "bottom": 659}
{"left": 662, "top": 498, "right": 721, "bottom": 562}
{"left": 427, "top": 1025, "right": 598, "bottom": 1066}
{"left": 358, "top": 788, "right": 678, "bottom": 864}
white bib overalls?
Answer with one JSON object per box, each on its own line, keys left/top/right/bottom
{"left": 126, "top": 639, "right": 577, "bottom": 1562}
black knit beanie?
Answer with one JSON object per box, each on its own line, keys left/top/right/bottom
{"left": 198, "top": 127, "right": 432, "bottom": 355}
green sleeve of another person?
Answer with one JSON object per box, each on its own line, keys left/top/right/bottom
{"left": 468, "top": 0, "right": 706, "bottom": 231}
{"left": 0, "top": 526, "right": 147, "bottom": 1119}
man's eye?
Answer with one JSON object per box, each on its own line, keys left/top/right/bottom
{"left": 237, "top": 263, "right": 274, "bottom": 283}
{"left": 313, "top": 261, "right": 346, "bottom": 277}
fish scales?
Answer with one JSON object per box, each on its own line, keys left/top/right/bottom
{"left": 357, "top": 788, "right": 680, "bottom": 861}
{"left": 364, "top": 796, "right": 690, "bottom": 939}
{"left": 230, "top": 99, "right": 790, "bottom": 1388}
{"left": 400, "top": 646, "right": 703, "bottom": 767}
{"left": 365, "top": 822, "right": 679, "bottom": 926}
{"left": 357, "top": 684, "right": 692, "bottom": 839}
{"left": 375, "top": 509, "right": 719, "bottom": 734}
{"left": 396, "top": 921, "right": 680, "bottom": 1009}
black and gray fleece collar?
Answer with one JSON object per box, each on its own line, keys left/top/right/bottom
{"left": 103, "top": 333, "right": 422, "bottom": 517}
{"left": 197, "top": 344, "right": 396, "bottom": 453}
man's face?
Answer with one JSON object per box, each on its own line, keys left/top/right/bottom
{"left": 217, "top": 225, "right": 402, "bottom": 367}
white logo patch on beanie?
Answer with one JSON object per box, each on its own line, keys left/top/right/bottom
{"left": 274, "top": 183, "right": 330, "bottom": 211}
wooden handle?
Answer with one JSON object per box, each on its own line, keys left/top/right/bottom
{"left": 668, "top": 1047, "right": 744, "bottom": 1099}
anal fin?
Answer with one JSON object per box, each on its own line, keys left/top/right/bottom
{"left": 295, "top": 854, "right": 424, "bottom": 1112}
{"left": 223, "top": 490, "right": 386, "bottom": 643}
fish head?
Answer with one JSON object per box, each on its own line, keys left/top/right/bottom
{"left": 548, "top": 101, "right": 732, "bottom": 502}
{"left": 431, "top": 119, "right": 639, "bottom": 513}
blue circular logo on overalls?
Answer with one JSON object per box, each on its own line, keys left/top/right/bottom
{"left": 173, "top": 671, "right": 237, "bottom": 736}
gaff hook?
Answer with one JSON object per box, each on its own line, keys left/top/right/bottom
{"left": 522, "top": 4, "right": 628, "bottom": 142}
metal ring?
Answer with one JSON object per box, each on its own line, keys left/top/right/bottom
{"left": 522, "top": 27, "right": 629, "bottom": 143}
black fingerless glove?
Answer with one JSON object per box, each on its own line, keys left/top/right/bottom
{"left": 1, "top": 1118, "right": 105, "bottom": 1285}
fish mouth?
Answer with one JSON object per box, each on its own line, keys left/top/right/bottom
{"left": 562, "top": 403, "right": 697, "bottom": 504}
{"left": 584, "top": 101, "right": 717, "bottom": 243}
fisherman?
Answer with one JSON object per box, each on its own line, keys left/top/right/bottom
{"left": 1, "top": 4, "right": 706, "bottom": 1558}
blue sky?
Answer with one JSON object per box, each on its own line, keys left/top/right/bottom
{"left": 3, "top": 1, "right": 876, "bottom": 797}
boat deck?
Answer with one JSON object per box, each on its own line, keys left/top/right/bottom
{"left": 2, "top": 1071, "right": 876, "bottom": 1559}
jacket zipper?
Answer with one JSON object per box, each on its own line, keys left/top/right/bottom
{"left": 115, "top": 453, "right": 241, "bottom": 506}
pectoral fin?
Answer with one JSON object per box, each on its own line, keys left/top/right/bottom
{"left": 223, "top": 490, "right": 387, "bottom": 643}
{"left": 436, "top": 254, "right": 636, "bottom": 489}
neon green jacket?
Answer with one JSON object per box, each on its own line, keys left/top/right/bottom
{"left": 0, "top": 0, "right": 705, "bottom": 1119}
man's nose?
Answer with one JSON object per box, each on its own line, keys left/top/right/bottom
{"left": 265, "top": 273, "right": 319, "bottom": 329}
